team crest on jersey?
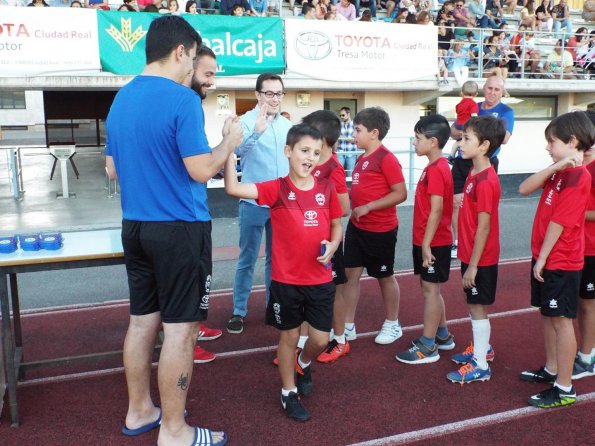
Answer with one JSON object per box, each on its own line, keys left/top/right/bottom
{"left": 352, "top": 172, "right": 360, "bottom": 184}
{"left": 314, "top": 170, "right": 321, "bottom": 177}
{"left": 362, "top": 161, "right": 369, "bottom": 170}
{"left": 288, "top": 191, "right": 296, "bottom": 200}
{"left": 466, "top": 183, "right": 473, "bottom": 194}
{"left": 304, "top": 210, "right": 319, "bottom": 227}
{"left": 315, "top": 193, "right": 326, "bottom": 206}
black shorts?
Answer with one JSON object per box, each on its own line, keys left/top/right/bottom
{"left": 122, "top": 219, "right": 212, "bottom": 323}
{"left": 266, "top": 280, "right": 335, "bottom": 332}
{"left": 331, "top": 242, "right": 347, "bottom": 285}
{"left": 412, "top": 245, "right": 451, "bottom": 283}
{"left": 531, "top": 259, "right": 580, "bottom": 318}
{"left": 452, "top": 157, "right": 499, "bottom": 194}
{"left": 580, "top": 256, "right": 595, "bottom": 299}
{"left": 461, "top": 262, "right": 498, "bottom": 305}
{"left": 344, "top": 221, "right": 397, "bottom": 278}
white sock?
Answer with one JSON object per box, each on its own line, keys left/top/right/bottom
{"left": 335, "top": 334, "right": 346, "bottom": 344}
{"left": 297, "top": 335, "right": 308, "bottom": 349}
{"left": 281, "top": 387, "right": 298, "bottom": 397}
{"left": 578, "top": 351, "right": 591, "bottom": 364}
{"left": 345, "top": 322, "right": 355, "bottom": 331}
{"left": 554, "top": 381, "right": 572, "bottom": 393}
{"left": 297, "top": 351, "right": 311, "bottom": 369}
{"left": 471, "top": 318, "right": 491, "bottom": 370}
{"left": 544, "top": 366, "right": 556, "bottom": 376}
{"left": 384, "top": 319, "right": 400, "bottom": 327}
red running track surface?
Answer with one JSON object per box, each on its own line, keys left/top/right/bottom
{"left": 2, "top": 259, "right": 595, "bottom": 445}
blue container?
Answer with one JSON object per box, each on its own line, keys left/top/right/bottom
{"left": 39, "top": 233, "right": 63, "bottom": 251}
{"left": 18, "top": 234, "right": 41, "bottom": 251}
{"left": 0, "top": 236, "right": 18, "bottom": 254}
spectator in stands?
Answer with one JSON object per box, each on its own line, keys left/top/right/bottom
{"left": 329, "top": 2, "right": 346, "bottom": 19}
{"left": 336, "top": 0, "right": 356, "bottom": 20}
{"left": 552, "top": 0, "right": 572, "bottom": 38}
{"left": 231, "top": 3, "right": 245, "bottom": 14}
{"left": 566, "top": 27, "right": 589, "bottom": 61}
{"left": 436, "top": 0, "right": 457, "bottom": 26}
{"left": 584, "top": 0, "right": 595, "bottom": 21}
{"left": 118, "top": 3, "right": 136, "bottom": 8}
{"left": 220, "top": 0, "right": 250, "bottom": 14}
{"left": 416, "top": 10, "right": 432, "bottom": 23}
{"left": 360, "top": 8, "right": 373, "bottom": 20}
{"left": 28, "top": 0, "right": 50, "bottom": 6}
{"left": 505, "top": 0, "right": 517, "bottom": 14}
{"left": 250, "top": 0, "right": 267, "bottom": 15}
{"left": 354, "top": 0, "right": 377, "bottom": 18}
{"left": 519, "top": 31, "right": 543, "bottom": 75}
{"left": 464, "top": 30, "right": 479, "bottom": 57}
{"left": 438, "top": 19, "right": 456, "bottom": 51}
{"left": 447, "top": 39, "right": 472, "bottom": 85}
{"left": 167, "top": 0, "right": 180, "bottom": 13}
{"left": 536, "top": 0, "right": 554, "bottom": 32}
{"left": 544, "top": 38, "right": 576, "bottom": 77}
{"left": 143, "top": 3, "right": 159, "bottom": 10}
{"left": 185, "top": 0, "right": 198, "bottom": 12}
{"left": 438, "top": 49, "right": 450, "bottom": 84}
{"left": 85, "top": 0, "right": 109, "bottom": 8}
{"left": 483, "top": 34, "right": 509, "bottom": 77}
{"left": 137, "top": 0, "right": 153, "bottom": 10}
{"left": 520, "top": 0, "right": 538, "bottom": 30}
{"left": 324, "top": 9, "right": 336, "bottom": 18}
{"left": 468, "top": 0, "right": 498, "bottom": 28}
{"left": 453, "top": 0, "right": 477, "bottom": 29}
{"left": 405, "top": 12, "right": 417, "bottom": 23}
{"left": 576, "top": 30, "right": 595, "bottom": 76}
{"left": 400, "top": 0, "right": 417, "bottom": 14}
{"left": 337, "top": 107, "right": 357, "bottom": 175}
{"left": 393, "top": 8, "right": 410, "bottom": 22}
{"left": 495, "top": 29, "right": 520, "bottom": 75}
{"left": 302, "top": 2, "right": 316, "bottom": 18}
{"left": 315, "top": 0, "right": 330, "bottom": 19}
{"left": 485, "top": 0, "right": 507, "bottom": 26}
{"left": 70, "top": 0, "right": 82, "bottom": 6}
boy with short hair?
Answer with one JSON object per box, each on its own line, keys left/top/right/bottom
{"left": 449, "top": 81, "right": 479, "bottom": 161}
{"left": 572, "top": 110, "right": 595, "bottom": 380}
{"left": 396, "top": 114, "right": 455, "bottom": 364}
{"left": 342, "top": 107, "right": 408, "bottom": 345}
{"left": 519, "top": 111, "right": 595, "bottom": 408}
{"left": 446, "top": 115, "right": 506, "bottom": 384}
{"left": 224, "top": 124, "right": 343, "bottom": 421}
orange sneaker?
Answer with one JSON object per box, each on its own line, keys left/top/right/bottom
{"left": 317, "top": 340, "right": 350, "bottom": 363}
{"left": 197, "top": 324, "right": 222, "bottom": 341}
{"left": 193, "top": 345, "right": 216, "bottom": 364}
{"left": 273, "top": 348, "right": 299, "bottom": 367}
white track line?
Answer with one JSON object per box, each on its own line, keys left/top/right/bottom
{"left": 18, "top": 306, "right": 537, "bottom": 388}
{"left": 346, "top": 391, "right": 595, "bottom": 446}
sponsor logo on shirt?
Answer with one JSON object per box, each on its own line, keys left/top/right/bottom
{"left": 545, "top": 189, "right": 554, "bottom": 206}
{"left": 304, "top": 210, "right": 319, "bottom": 227}
{"left": 315, "top": 193, "right": 326, "bottom": 206}
{"left": 352, "top": 172, "right": 360, "bottom": 185}
{"left": 362, "top": 161, "right": 369, "bottom": 170}
{"left": 466, "top": 183, "right": 473, "bottom": 194}
{"left": 288, "top": 191, "right": 296, "bottom": 200}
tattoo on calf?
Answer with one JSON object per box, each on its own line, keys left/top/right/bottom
{"left": 177, "top": 373, "right": 189, "bottom": 391}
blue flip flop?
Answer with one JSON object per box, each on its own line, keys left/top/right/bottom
{"left": 122, "top": 407, "right": 189, "bottom": 436}
{"left": 154, "top": 427, "right": 228, "bottom": 446}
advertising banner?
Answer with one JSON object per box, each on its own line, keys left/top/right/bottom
{"left": 97, "top": 12, "right": 285, "bottom": 76}
{"left": 0, "top": 7, "right": 101, "bottom": 77}
{"left": 285, "top": 20, "right": 437, "bottom": 82}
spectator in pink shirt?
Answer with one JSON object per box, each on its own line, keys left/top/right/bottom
{"left": 337, "top": 0, "right": 356, "bottom": 20}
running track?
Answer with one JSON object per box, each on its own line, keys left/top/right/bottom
{"left": 2, "top": 259, "right": 594, "bottom": 445}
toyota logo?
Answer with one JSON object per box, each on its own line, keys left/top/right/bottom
{"left": 295, "top": 31, "right": 332, "bottom": 61}
{"left": 304, "top": 210, "right": 318, "bottom": 220}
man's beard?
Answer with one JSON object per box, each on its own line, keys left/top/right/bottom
{"left": 191, "top": 79, "right": 208, "bottom": 100}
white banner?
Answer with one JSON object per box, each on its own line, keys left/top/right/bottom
{"left": 285, "top": 20, "right": 438, "bottom": 82}
{"left": 0, "top": 7, "right": 100, "bottom": 77}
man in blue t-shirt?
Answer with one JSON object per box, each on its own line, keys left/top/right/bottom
{"left": 105, "top": 16, "right": 242, "bottom": 446}
{"left": 449, "top": 73, "right": 514, "bottom": 258}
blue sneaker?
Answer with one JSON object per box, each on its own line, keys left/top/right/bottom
{"left": 451, "top": 343, "right": 495, "bottom": 364}
{"left": 447, "top": 359, "right": 491, "bottom": 384}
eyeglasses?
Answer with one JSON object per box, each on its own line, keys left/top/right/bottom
{"left": 455, "top": 3, "right": 463, "bottom": 6}
{"left": 259, "top": 91, "right": 285, "bottom": 98}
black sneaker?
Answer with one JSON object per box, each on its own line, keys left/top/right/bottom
{"left": 226, "top": 315, "right": 244, "bottom": 334}
{"left": 528, "top": 385, "right": 576, "bottom": 409}
{"left": 281, "top": 391, "right": 310, "bottom": 421}
{"left": 520, "top": 366, "right": 556, "bottom": 384}
{"left": 295, "top": 357, "right": 313, "bottom": 397}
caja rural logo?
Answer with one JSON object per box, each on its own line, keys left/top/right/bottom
{"left": 106, "top": 18, "right": 147, "bottom": 52}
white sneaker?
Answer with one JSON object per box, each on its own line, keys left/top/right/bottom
{"left": 329, "top": 325, "right": 357, "bottom": 341}
{"left": 450, "top": 243, "right": 458, "bottom": 259}
{"left": 374, "top": 321, "right": 402, "bottom": 345}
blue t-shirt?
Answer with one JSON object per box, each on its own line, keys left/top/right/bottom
{"left": 106, "top": 76, "right": 212, "bottom": 222}
{"left": 478, "top": 101, "right": 514, "bottom": 158}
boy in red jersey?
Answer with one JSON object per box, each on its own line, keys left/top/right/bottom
{"left": 224, "top": 124, "right": 343, "bottom": 421}
{"left": 446, "top": 116, "right": 505, "bottom": 384}
{"left": 343, "top": 107, "right": 408, "bottom": 345}
{"left": 572, "top": 110, "right": 595, "bottom": 380}
{"left": 519, "top": 111, "right": 594, "bottom": 408}
{"left": 396, "top": 114, "right": 455, "bottom": 364}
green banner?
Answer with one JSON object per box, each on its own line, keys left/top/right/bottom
{"left": 97, "top": 11, "right": 285, "bottom": 76}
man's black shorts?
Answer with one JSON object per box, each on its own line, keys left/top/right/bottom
{"left": 122, "top": 219, "right": 212, "bottom": 323}
{"left": 344, "top": 221, "right": 397, "bottom": 278}
{"left": 531, "top": 259, "right": 580, "bottom": 318}
{"left": 461, "top": 262, "right": 498, "bottom": 305}
{"left": 452, "top": 157, "right": 499, "bottom": 195}
{"left": 331, "top": 242, "right": 347, "bottom": 285}
{"left": 580, "top": 256, "right": 595, "bottom": 299}
{"left": 412, "top": 245, "right": 451, "bottom": 283}
{"left": 266, "top": 280, "right": 335, "bottom": 332}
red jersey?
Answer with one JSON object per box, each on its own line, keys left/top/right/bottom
{"left": 455, "top": 97, "right": 479, "bottom": 126}
{"left": 586, "top": 160, "right": 595, "bottom": 256}
{"left": 458, "top": 166, "right": 501, "bottom": 266}
{"left": 413, "top": 157, "right": 454, "bottom": 247}
{"left": 349, "top": 145, "right": 405, "bottom": 232}
{"left": 256, "top": 176, "right": 343, "bottom": 285}
{"left": 531, "top": 166, "right": 591, "bottom": 270}
{"left": 312, "top": 153, "right": 348, "bottom": 195}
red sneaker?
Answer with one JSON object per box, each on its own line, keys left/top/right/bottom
{"left": 273, "top": 348, "right": 299, "bottom": 367}
{"left": 193, "top": 345, "right": 216, "bottom": 364}
{"left": 317, "top": 340, "right": 350, "bottom": 363}
{"left": 197, "top": 324, "right": 222, "bottom": 341}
